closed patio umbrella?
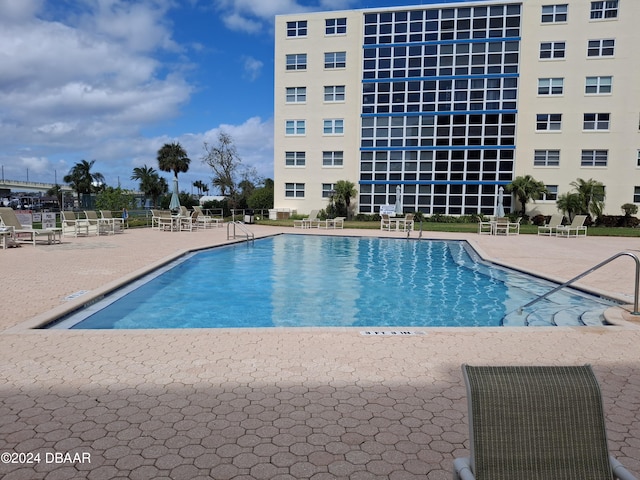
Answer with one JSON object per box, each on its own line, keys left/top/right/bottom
{"left": 496, "top": 185, "right": 505, "bottom": 217}
{"left": 395, "top": 185, "right": 402, "bottom": 215}
{"left": 169, "top": 178, "right": 180, "bottom": 211}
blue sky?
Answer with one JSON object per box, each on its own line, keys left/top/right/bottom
{"left": 0, "top": 0, "right": 473, "bottom": 193}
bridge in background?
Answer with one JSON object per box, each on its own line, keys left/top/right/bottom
{"left": 0, "top": 179, "right": 73, "bottom": 193}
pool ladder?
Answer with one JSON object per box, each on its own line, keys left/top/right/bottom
{"left": 517, "top": 251, "right": 640, "bottom": 316}
{"left": 227, "top": 221, "right": 255, "bottom": 243}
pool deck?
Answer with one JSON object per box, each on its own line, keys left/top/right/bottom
{"left": 1, "top": 225, "right": 640, "bottom": 479}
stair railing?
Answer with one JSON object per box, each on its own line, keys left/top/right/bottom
{"left": 517, "top": 251, "right": 640, "bottom": 315}
{"left": 227, "top": 221, "right": 255, "bottom": 243}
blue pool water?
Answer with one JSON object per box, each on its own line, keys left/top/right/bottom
{"left": 52, "top": 235, "right": 615, "bottom": 329}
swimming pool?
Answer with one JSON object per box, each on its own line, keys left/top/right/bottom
{"left": 50, "top": 235, "right": 616, "bottom": 329}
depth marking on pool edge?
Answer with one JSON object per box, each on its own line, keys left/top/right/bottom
{"left": 360, "top": 331, "right": 426, "bottom": 336}
{"left": 63, "top": 290, "right": 90, "bottom": 302}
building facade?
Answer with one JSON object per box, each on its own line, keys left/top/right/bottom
{"left": 274, "top": 0, "right": 639, "bottom": 217}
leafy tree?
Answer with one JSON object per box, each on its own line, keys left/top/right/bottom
{"left": 63, "top": 159, "right": 105, "bottom": 208}
{"left": 46, "top": 184, "right": 64, "bottom": 209}
{"left": 570, "top": 178, "right": 605, "bottom": 219}
{"left": 505, "top": 175, "right": 548, "bottom": 217}
{"left": 157, "top": 142, "right": 190, "bottom": 193}
{"left": 95, "top": 187, "right": 136, "bottom": 211}
{"left": 327, "top": 180, "right": 358, "bottom": 219}
{"left": 202, "top": 132, "right": 240, "bottom": 197}
{"left": 131, "top": 165, "right": 168, "bottom": 207}
{"left": 248, "top": 178, "right": 274, "bottom": 210}
{"left": 556, "top": 192, "right": 582, "bottom": 222}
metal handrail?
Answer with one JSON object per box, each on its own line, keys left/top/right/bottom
{"left": 227, "top": 221, "right": 254, "bottom": 243}
{"left": 518, "top": 251, "right": 640, "bottom": 315}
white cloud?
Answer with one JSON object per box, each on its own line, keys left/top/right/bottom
{"left": 222, "top": 12, "right": 262, "bottom": 34}
{"left": 20, "top": 156, "right": 51, "bottom": 174}
{"left": 242, "top": 56, "right": 264, "bottom": 81}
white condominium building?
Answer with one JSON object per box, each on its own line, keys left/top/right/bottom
{"left": 274, "top": 0, "right": 639, "bottom": 217}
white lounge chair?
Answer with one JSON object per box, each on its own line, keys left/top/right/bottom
{"left": 61, "top": 211, "right": 90, "bottom": 237}
{"left": 0, "top": 207, "right": 58, "bottom": 245}
{"left": 319, "top": 217, "right": 345, "bottom": 229}
{"left": 478, "top": 216, "right": 495, "bottom": 235}
{"left": 556, "top": 214, "right": 587, "bottom": 237}
{"left": 193, "top": 205, "right": 222, "bottom": 228}
{"left": 100, "top": 210, "right": 124, "bottom": 233}
{"left": 380, "top": 214, "right": 392, "bottom": 231}
{"left": 84, "top": 210, "right": 111, "bottom": 235}
{"left": 538, "top": 214, "right": 564, "bottom": 236}
{"left": 294, "top": 210, "right": 320, "bottom": 229}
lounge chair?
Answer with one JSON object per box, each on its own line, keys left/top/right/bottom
{"left": 100, "top": 210, "right": 124, "bottom": 233}
{"left": 454, "top": 364, "right": 638, "bottom": 480}
{"left": 0, "top": 207, "right": 58, "bottom": 245}
{"left": 151, "top": 209, "right": 174, "bottom": 231}
{"left": 294, "top": 210, "right": 320, "bottom": 229}
{"left": 60, "top": 211, "right": 90, "bottom": 237}
{"left": 493, "top": 217, "right": 510, "bottom": 235}
{"left": 556, "top": 214, "right": 588, "bottom": 237}
{"left": 84, "top": 210, "right": 111, "bottom": 235}
{"left": 319, "top": 217, "right": 345, "bottom": 229}
{"left": 538, "top": 213, "right": 564, "bottom": 236}
{"left": 193, "top": 205, "right": 222, "bottom": 228}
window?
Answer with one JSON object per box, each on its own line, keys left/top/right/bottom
{"left": 323, "top": 119, "right": 344, "bottom": 135}
{"left": 324, "top": 85, "right": 345, "bottom": 102}
{"left": 581, "top": 149, "right": 608, "bottom": 166}
{"left": 534, "top": 149, "right": 560, "bottom": 166}
{"left": 540, "top": 41, "right": 565, "bottom": 59}
{"left": 536, "top": 114, "right": 562, "bottom": 131}
{"left": 583, "top": 113, "right": 610, "bottom": 130}
{"left": 585, "top": 76, "right": 612, "bottom": 94}
{"left": 287, "top": 21, "right": 307, "bottom": 37}
{"left": 325, "top": 51, "right": 346, "bottom": 69}
{"left": 634, "top": 187, "right": 640, "bottom": 203}
{"left": 286, "top": 87, "right": 306, "bottom": 103}
{"left": 637, "top": 150, "right": 640, "bottom": 167}
{"left": 322, "top": 183, "right": 337, "bottom": 198}
{"left": 285, "top": 183, "right": 305, "bottom": 198}
{"left": 541, "top": 4, "right": 568, "bottom": 23}
{"left": 590, "top": 1, "right": 618, "bottom": 19}
{"left": 538, "top": 78, "right": 564, "bottom": 95}
{"left": 286, "top": 54, "right": 307, "bottom": 71}
{"left": 587, "top": 39, "right": 615, "bottom": 57}
{"left": 323, "top": 151, "right": 344, "bottom": 167}
{"left": 326, "top": 18, "right": 346, "bottom": 35}
{"left": 285, "top": 120, "right": 305, "bottom": 135}
{"left": 285, "top": 152, "right": 305, "bottom": 166}
{"left": 542, "top": 185, "right": 558, "bottom": 201}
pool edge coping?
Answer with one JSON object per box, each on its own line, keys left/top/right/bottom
{"left": 5, "top": 232, "right": 639, "bottom": 333}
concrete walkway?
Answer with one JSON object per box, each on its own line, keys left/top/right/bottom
{"left": 1, "top": 225, "right": 639, "bottom": 479}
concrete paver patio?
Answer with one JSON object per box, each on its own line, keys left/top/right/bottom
{"left": 1, "top": 225, "right": 639, "bottom": 479}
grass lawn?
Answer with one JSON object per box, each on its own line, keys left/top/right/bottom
{"left": 257, "top": 219, "right": 640, "bottom": 237}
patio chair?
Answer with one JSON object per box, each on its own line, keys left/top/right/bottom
{"left": 180, "top": 209, "right": 199, "bottom": 232}
{"left": 538, "top": 213, "right": 564, "bottom": 236}
{"left": 0, "top": 207, "right": 57, "bottom": 245}
{"left": 478, "top": 216, "right": 495, "bottom": 235}
{"left": 454, "top": 364, "right": 638, "bottom": 480}
{"left": 100, "top": 210, "right": 124, "bottom": 233}
{"left": 61, "top": 211, "right": 90, "bottom": 237}
{"left": 493, "top": 217, "right": 510, "bottom": 235}
{"left": 380, "top": 214, "right": 392, "bottom": 231}
{"left": 401, "top": 213, "right": 414, "bottom": 232}
{"left": 556, "top": 215, "right": 588, "bottom": 238}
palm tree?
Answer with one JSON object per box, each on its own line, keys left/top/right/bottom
{"left": 157, "top": 142, "right": 190, "bottom": 194}
{"left": 330, "top": 180, "right": 358, "bottom": 219}
{"left": 556, "top": 192, "right": 582, "bottom": 222}
{"left": 63, "top": 159, "right": 104, "bottom": 208}
{"left": 131, "top": 165, "right": 167, "bottom": 207}
{"left": 571, "top": 178, "right": 605, "bottom": 219}
{"left": 505, "top": 175, "right": 548, "bottom": 217}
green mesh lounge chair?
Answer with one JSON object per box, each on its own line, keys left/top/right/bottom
{"left": 454, "top": 365, "right": 637, "bottom": 480}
